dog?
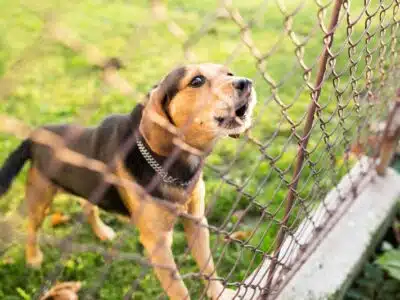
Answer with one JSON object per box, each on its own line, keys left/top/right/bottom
{"left": 0, "top": 63, "right": 256, "bottom": 299}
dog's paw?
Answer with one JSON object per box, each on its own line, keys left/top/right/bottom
{"left": 94, "top": 223, "right": 116, "bottom": 241}
{"left": 26, "top": 249, "right": 44, "bottom": 268}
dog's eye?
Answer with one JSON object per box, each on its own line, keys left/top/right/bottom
{"left": 227, "top": 72, "right": 234, "bottom": 76}
{"left": 189, "top": 75, "right": 206, "bottom": 88}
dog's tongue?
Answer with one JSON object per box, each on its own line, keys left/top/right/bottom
{"left": 229, "top": 134, "right": 240, "bottom": 138}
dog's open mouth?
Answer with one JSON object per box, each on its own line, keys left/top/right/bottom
{"left": 215, "top": 102, "right": 249, "bottom": 127}
{"left": 235, "top": 102, "right": 249, "bottom": 119}
{"left": 214, "top": 101, "right": 251, "bottom": 139}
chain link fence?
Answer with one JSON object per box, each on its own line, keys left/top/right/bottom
{"left": 0, "top": 0, "right": 399, "bottom": 299}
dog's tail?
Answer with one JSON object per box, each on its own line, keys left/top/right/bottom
{"left": 0, "top": 140, "right": 32, "bottom": 197}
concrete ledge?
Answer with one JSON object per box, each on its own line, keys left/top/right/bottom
{"left": 236, "top": 157, "right": 400, "bottom": 300}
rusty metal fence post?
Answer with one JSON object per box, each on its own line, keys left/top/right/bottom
{"left": 376, "top": 89, "right": 400, "bottom": 176}
{"left": 261, "top": 0, "right": 344, "bottom": 298}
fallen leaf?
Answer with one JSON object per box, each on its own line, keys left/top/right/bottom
{"left": 40, "top": 282, "right": 81, "bottom": 300}
{"left": 225, "top": 231, "right": 252, "bottom": 242}
{"left": 51, "top": 212, "right": 71, "bottom": 227}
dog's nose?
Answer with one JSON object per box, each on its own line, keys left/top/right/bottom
{"left": 233, "top": 78, "right": 252, "bottom": 92}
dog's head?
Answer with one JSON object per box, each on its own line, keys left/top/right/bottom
{"left": 140, "top": 63, "right": 257, "bottom": 155}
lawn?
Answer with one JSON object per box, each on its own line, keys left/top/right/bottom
{"left": 0, "top": 0, "right": 397, "bottom": 299}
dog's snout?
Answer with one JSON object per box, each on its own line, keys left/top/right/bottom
{"left": 233, "top": 78, "right": 252, "bottom": 92}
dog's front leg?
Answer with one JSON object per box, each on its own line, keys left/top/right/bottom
{"left": 139, "top": 228, "right": 190, "bottom": 300}
{"left": 115, "top": 161, "right": 190, "bottom": 299}
{"left": 184, "top": 179, "right": 237, "bottom": 300}
{"left": 183, "top": 217, "right": 237, "bottom": 300}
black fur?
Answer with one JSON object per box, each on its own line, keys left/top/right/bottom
{"left": 0, "top": 66, "right": 198, "bottom": 215}
{"left": 161, "top": 66, "right": 186, "bottom": 125}
{"left": 0, "top": 139, "right": 32, "bottom": 196}
{"left": 24, "top": 104, "right": 200, "bottom": 215}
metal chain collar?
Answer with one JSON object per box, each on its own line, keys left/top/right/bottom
{"left": 136, "top": 138, "right": 193, "bottom": 188}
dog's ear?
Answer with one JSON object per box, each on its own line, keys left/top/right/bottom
{"left": 139, "top": 67, "right": 186, "bottom": 155}
{"left": 142, "top": 83, "right": 159, "bottom": 106}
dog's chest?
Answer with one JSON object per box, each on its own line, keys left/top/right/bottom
{"left": 159, "top": 184, "right": 191, "bottom": 205}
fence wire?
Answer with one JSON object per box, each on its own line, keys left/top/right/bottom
{"left": 0, "top": 0, "right": 399, "bottom": 299}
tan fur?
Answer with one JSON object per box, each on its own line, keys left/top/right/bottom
{"left": 115, "top": 160, "right": 190, "bottom": 299}
{"left": 183, "top": 179, "right": 236, "bottom": 299}
{"left": 140, "top": 86, "right": 177, "bottom": 155}
{"left": 140, "top": 64, "right": 242, "bottom": 155}
{"left": 25, "top": 168, "right": 117, "bottom": 268}
{"left": 25, "top": 166, "right": 57, "bottom": 268}
{"left": 22, "top": 63, "right": 255, "bottom": 299}
{"left": 80, "top": 200, "right": 116, "bottom": 241}
{"left": 115, "top": 161, "right": 235, "bottom": 299}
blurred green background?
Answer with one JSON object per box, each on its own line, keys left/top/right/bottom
{"left": 0, "top": 0, "right": 397, "bottom": 299}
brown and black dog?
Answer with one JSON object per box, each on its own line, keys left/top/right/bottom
{"left": 0, "top": 63, "right": 256, "bottom": 299}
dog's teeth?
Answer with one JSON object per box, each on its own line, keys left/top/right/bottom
{"left": 234, "top": 116, "right": 244, "bottom": 125}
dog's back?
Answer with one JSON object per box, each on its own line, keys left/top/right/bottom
{"left": 0, "top": 107, "right": 138, "bottom": 214}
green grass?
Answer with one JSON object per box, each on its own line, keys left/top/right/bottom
{"left": 0, "top": 0, "right": 398, "bottom": 299}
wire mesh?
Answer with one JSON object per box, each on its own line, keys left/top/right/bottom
{"left": 0, "top": 0, "right": 399, "bottom": 299}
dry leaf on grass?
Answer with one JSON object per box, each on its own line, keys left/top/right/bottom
{"left": 40, "top": 282, "right": 81, "bottom": 300}
{"left": 225, "top": 231, "right": 253, "bottom": 242}
{"left": 50, "top": 212, "right": 71, "bottom": 227}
